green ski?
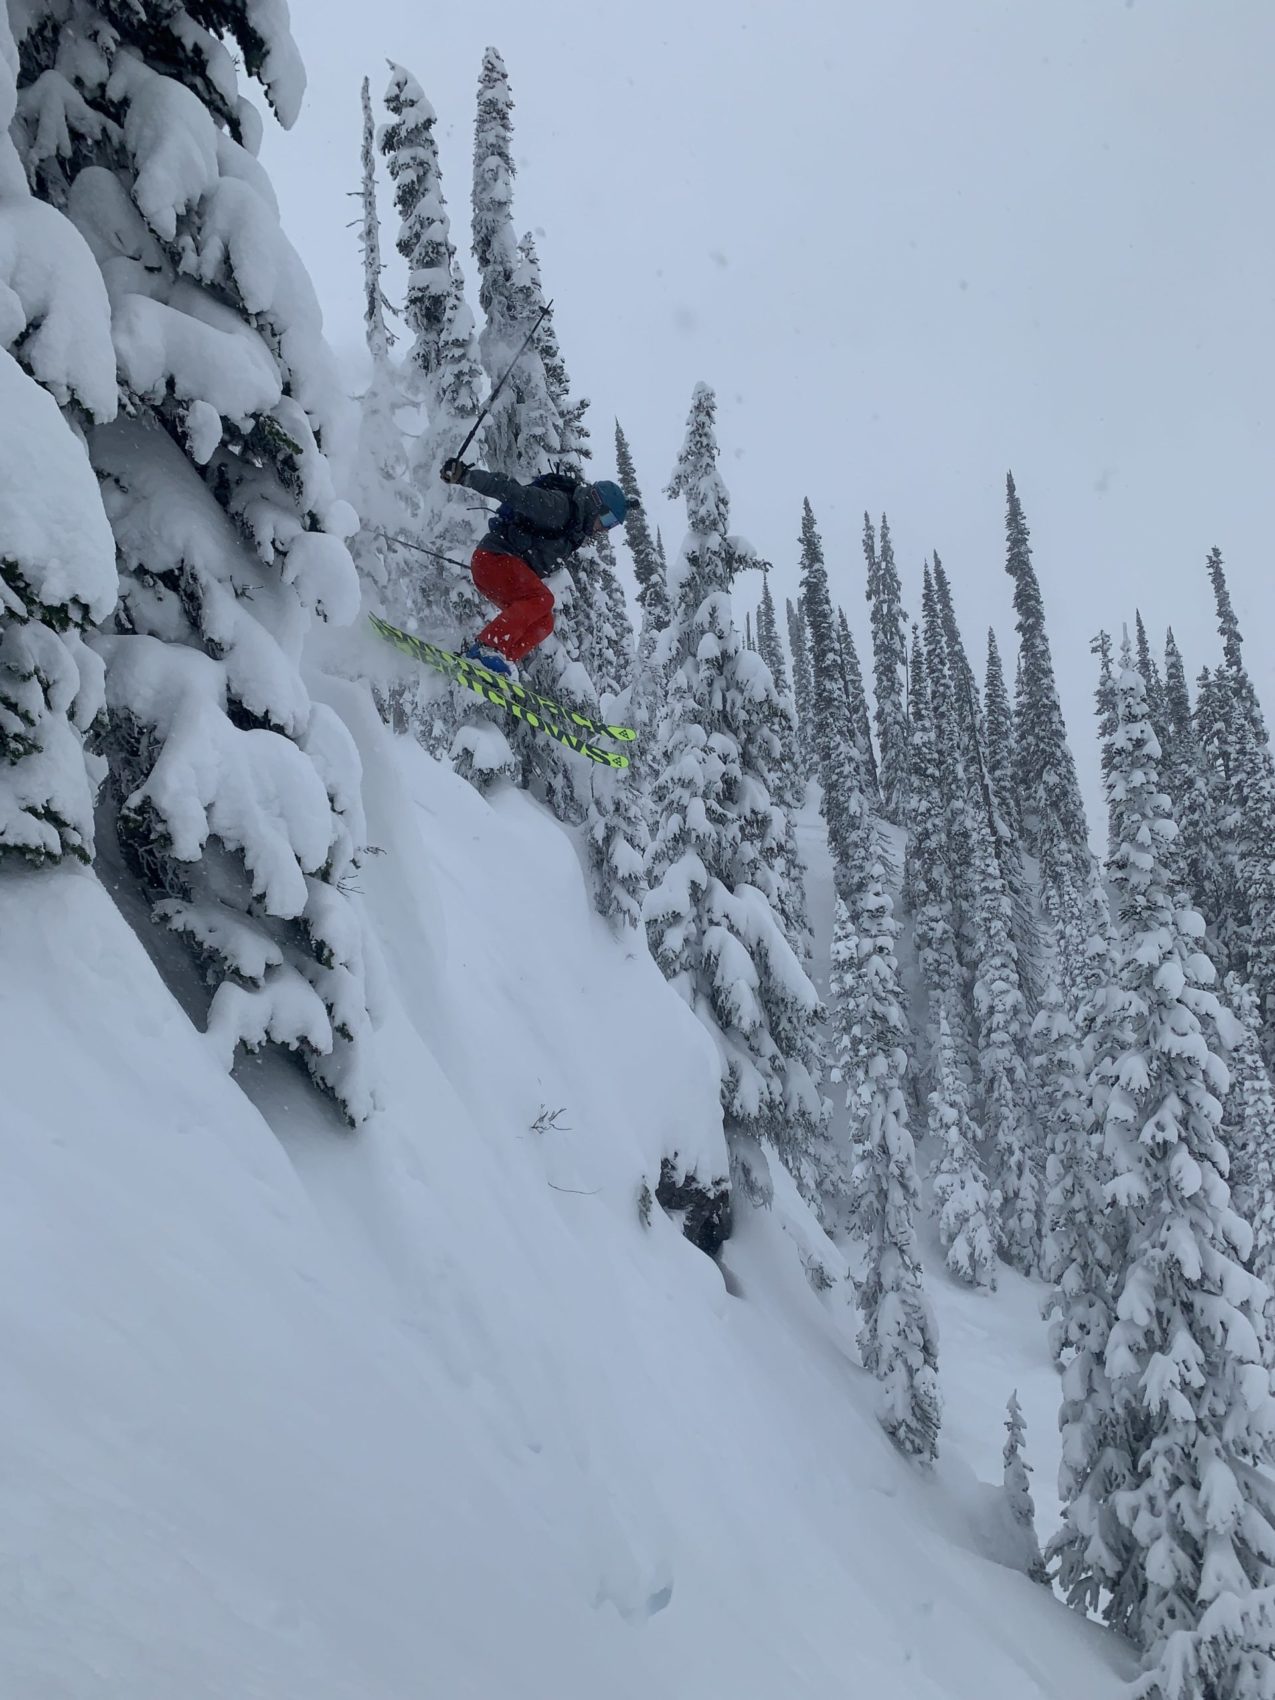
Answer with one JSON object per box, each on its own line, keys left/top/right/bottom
{"left": 369, "top": 615, "right": 631, "bottom": 770}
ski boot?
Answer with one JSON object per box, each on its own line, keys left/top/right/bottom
{"left": 461, "top": 642, "right": 517, "bottom": 681}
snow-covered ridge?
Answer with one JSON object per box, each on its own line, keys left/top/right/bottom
{"left": 0, "top": 664, "right": 1128, "bottom": 1698}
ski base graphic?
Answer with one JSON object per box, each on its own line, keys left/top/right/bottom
{"left": 369, "top": 616, "right": 631, "bottom": 769}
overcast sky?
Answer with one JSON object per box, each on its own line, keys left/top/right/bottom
{"left": 262, "top": 0, "right": 1273, "bottom": 831}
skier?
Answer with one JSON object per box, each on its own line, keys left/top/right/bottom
{"left": 439, "top": 457, "right": 630, "bottom": 677}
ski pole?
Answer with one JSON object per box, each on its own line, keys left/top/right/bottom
{"left": 372, "top": 529, "right": 471, "bottom": 572}
{"left": 453, "top": 300, "right": 552, "bottom": 463}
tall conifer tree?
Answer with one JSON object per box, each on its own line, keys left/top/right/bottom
{"left": 865, "top": 512, "right": 910, "bottom": 823}
{"left": 1221, "top": 973, "right": 1275, "bottom": 1314}
{"left": 983, "top": 629, "right": 1018, "bottom": 838}
{"left": 1, "top": 15, "right": 117, "bottom": 869}
{"left": 905, "top": 621, "right": 971, "bottom": 1080}
{"left": 799, "top": 500, "right": 871, "bottom": 900}
{"left": 923, "top": 561, "right": 978, "bottom": 975}
{"left": 984, "top": 626, "right": 1040, "bottom": 1013}
{"left": 836, "top": 607, "right": 879, "bottom": 801}
{"left": 1134, "top": 610, "right": 1167, "bottom": 747}
{"left": 1194, "top": 663, "right": 1249, "bottom": 975}
{"left": 19, "top": 0, "right": 378, "bottom": 1122}
{"left": 1004, "top": 472, "right": 1099, "bottom": 989}
{"left": 785, "top": 594, "right": 816, "bottom": 776}
{"left": 1034, "top": 970, "right": 1107, "bottom": 1364}
{"left": 928, "top": 1008, "right": 998, "bottom": 1290}
{"left": 349, "top": 76, "right": 413, "bottom": 599}
{"left": 613, "top": 421, "right": 669, "bottom": 795}
{"left": 932, "top": 553, "right": 981, "bottom": 772}
{"left": 970, "top": 806, "right": 1040, "bottom": 1274}
{"left": 614, "top": 421, "right": 668, "bottom": 631}
{"left": 1003, "top": 1393, "right": 1048, "bottom": 1584}
{"left": 756, "top": 571, "right": 805, "bottom": 814}
{"left": 1050, "top": 662, "right": 1275, "bottom": 1695}
{"left": 645, "top": 386, "right": 831, "bottom": 1202}
{"left": 471, "top": 48, "right": 550, "bottom": 479}
{"left": 1204, "top": 549, "right": 1275, "bottom": 1064}
{"left": 832, "top": 877, "right": 941, "bottom": 1460}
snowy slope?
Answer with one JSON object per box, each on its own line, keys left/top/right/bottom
{"left": 1, "top": 653, "right": 1134, "bottom": 1699}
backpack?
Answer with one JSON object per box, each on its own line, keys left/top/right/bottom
{"left": 495, "top": 471, "right": 593, "bottom": 545}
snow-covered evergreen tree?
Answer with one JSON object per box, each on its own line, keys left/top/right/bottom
{"left": 527, "top": 248, "right": 588, "bottom": 464}
{"left": 1193, "top": 662, "right": 1250, "bottom": 976}
{"left": 1092, "top": 629, "right": 1120, "bottom": 853}
{"left": 0, "top": 13, "right": 117, "bottom": 868}
{"left": 17, "top": 1, "right": 378, "bottom": 1123}
{"left": 348, "top": 75, "right": 413, "bottom": 600}
{"left": 1205, "top": 549, "right": 1275, "bottom": 1066}
{"left": 1002, "top": 1391, "right": 1048, "bottom": 1583}
{"left": 587, "top": 759, "right": 649, "bottom": 933}
{"left": 471, "top": 47, "right": 549, "bottom": 481}
{"left": 923, "top": 561, "right": 979, "bottom": 977}
{"left": 799, "top": 501, "right": 873, "bottom": 897}
{"left": 984, "top": 625, "right": 1040, "bottom": 1015}
{"left": 932, "top": 552, "right": 982, "bottom": 777}
{"left": 928, "top": 1008, "right": 998, "bottom": 1290}
{"left": 1050, "top": 662, "right": 1275, "bottom": 1694}
{"left": 747, "top": 737, "right": 816, "bottom": 971}
{"left": 1033, "top": 972, "right": 1106, "bottom": 1364}
{"left": 1140, "top": 1598, "right": 1275, "bottom": 1700}
{"left": 983, "top": 628, "right": 1018, "bottom": 838}
{"left": 1162, "top": 628, "right": 1192, "bottom": 757}
{"left": 591, "top": 536, "right": 635, "bottom": 700}
{"left": 614, "top": 418, "right": 669, "bottom": 782}
{"left": 970, "top": 805, "right": 1040, "bottom": 1274}
{"left": 753, "top": 571, "right": 806, "bottom": 815}
{"left": 1004, "top": 473, "right": 1098, "bottom": 975}
{"left": 1221, "top": 974, "right": 1275, "bottom": 1310}
{"left": 614, "top": 420, "right": 669, "bottom": 634}
{"left": 1134, "top": 610, "right": 1167, "bottom": 747}
{"left": 739, "top": 572, "right": 811, "bottom": 959}
{"left": 836, "top": 607, "right": 879, "bottom": 802}
{"left": 753, "top": 577, "right": 782, "bottom": 677}
{"left": 1159, "top": 633, "right": 1225, "bottom": 953}
{"left": 864, "top": 512, "right": 910, "bottom": 824}
{"left": 831, "top": 876, "right": 941, "bottom": 1460}
{"left": 905, "top": 622, "right": 970, "bottom": 1081}
{"left": 785, "top": 594, "right": 816, "bottom": 779}
{"left": 1207, "top": 546, "right": 1261, "bottom": 728}
{"left": 383, "top": 58, "right": 485, "bottom": 500}
{"left": 645, "top": 386, "right": 830, "bottom": 1201}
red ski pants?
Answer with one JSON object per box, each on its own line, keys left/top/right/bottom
{"left": 471, "top": 547, "right": 556, "bottom": 663}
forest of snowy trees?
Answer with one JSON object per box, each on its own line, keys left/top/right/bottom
{"left": 3, "top": 5, "right": 1275, "bottom": 1696}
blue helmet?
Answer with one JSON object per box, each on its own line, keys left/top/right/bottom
{"left": 592, "top": 480, "right": 628, "bottom": 528}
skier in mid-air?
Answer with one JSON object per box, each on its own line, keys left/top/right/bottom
{"left": 439, "top": 456, "right": 631, "bottom": 678}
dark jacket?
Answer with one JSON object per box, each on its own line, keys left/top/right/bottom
{"left": 464, "top": 468, "right": 598, "bottom": 580}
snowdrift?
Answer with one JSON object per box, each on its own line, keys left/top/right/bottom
{"left": 0, "top": 664, "right": 1132, "bottom": 1699}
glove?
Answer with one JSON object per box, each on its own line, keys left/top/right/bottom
{"left": 440, "top": 457, "right": 470, "bottom": 486}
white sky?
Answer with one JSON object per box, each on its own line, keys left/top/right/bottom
{"left": 262, "top": 0, "right": 1274, "bottom": 830}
